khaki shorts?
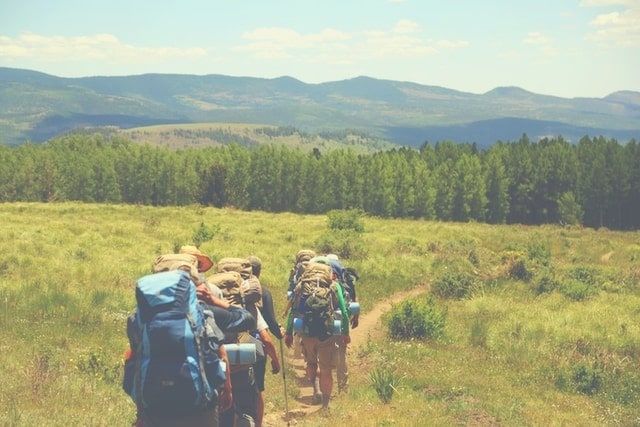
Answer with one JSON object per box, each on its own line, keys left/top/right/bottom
{"left": 301, "top": 336, "right": 338, "bottom": 371}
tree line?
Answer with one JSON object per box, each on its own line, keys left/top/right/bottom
{"left": 0, "top": 133, "right": 638, "bottom": 229}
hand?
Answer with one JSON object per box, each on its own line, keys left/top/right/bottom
{"left": 285, "top": 334, "right": 293, "bottom": 348}
{"left": 211, "top": 295, "right": 230, "bottom": 309}
{"left": 219, "top": 383, "right": 233, "bottom": 412}
{"left": 271, "top": 359, "right": 281, "bottom": 374}
{"left": 350, "top": 315, "right": 359, "bottom": 329}
{"left": 279, "top": 326, "right": 286, "bottom": 338}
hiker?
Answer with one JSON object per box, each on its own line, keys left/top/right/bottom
{"left": 285, "top": 261, "right": 350, "bottom": 410}
{"left": 212, "top": 258, "right": 281, "bottom": 427}
{"left": 124, "top": 253, "right": 234, "bottom": 427}
{"left": 323, "top": 254, "right": 360, "bottom": 392}
{"left": 247, "top": 256, "right": 283, "bottom": 427}
{"left": 286, "top": 249, "right": 317, "bottom": 298}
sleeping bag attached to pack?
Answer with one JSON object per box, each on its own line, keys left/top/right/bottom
{"left": 123, "top": 270, "right": 225, "bottom": 417}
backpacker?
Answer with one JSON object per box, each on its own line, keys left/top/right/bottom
{"left": 217, "top": 257, "right": 253, "bottom": 280}
{"left": 298, "top": 261, "right": 333, "bottom": 289}
{"left": 288, "top": 249, "right": 317, "bottom": 293}
{"left": 208, "top": 271, "right": 244, "bottom": 307}
{"left": 124, "top": 270, "right": 225, "bottom": 416}
{"left": 294, "top": 262, "right": 339, "bottom": 340}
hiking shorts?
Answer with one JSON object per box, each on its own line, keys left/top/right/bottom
{"left": 301, "top": 336, "right": 338, "bottom": 371}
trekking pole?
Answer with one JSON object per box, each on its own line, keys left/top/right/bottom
{"left": 278, "top": 338, "right": 291, "bottom": 426}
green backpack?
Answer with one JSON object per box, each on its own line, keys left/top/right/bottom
{"left": 298, "top": 284, "right": 337, "bottom": 340}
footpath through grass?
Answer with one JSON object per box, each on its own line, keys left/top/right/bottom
{"left": 0, "top": 203, "right": 638, "bottom": 425}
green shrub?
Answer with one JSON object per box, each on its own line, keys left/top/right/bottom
{"left": 509, "top": 257, "right": 533, "bottom": 281}
{"left": 560, "top": 279, "right": 596, "bottom": 301}
{"left": 534, "top": 272, "right": 559, "bottom": 295}
{"left": 571, "top": 362, "right": 603, "bottom": 395}
{"left": 432, "top": 271, "right": 477, "bottom": 299}
{"left": 315, "top": 230, "right": 366, "bottom": 259}
{"left": 527, "top": 241, "right": 551, "bottom": 266}
{"left": 327, "top": 209, "right": 365, "bottom": 233}
{"left": 387, "top": 298, "right": 446, "bottom": 340}
{"left": 569, "top": 266, "right": 600, "bottom": 286}
{"left": 192, "top": 222, "right": 219, "bottom": 247}
{"left": 370, "top": 366, "right": 400, "bottom": 404}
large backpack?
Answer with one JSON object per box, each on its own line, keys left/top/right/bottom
{"left": 217, "top": 257, "right": 253, "bottom": 280}
{"left": 294, "top": 262, "right": 338, "bottom": 340}
{"left": 124, "top": 270, "right": 225, "bottom": 416}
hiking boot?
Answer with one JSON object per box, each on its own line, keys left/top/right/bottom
{"left": 321, "top": 394, "right": 331, "bottom": 410}
{"left": 312, "top": 378, "right": 322, "bottom": 404}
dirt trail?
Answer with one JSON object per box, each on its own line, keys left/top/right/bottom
{"left": 264, "top": 284, "right": 429, "bottom": 426}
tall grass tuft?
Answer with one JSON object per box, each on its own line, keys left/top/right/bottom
{"left": 370, "top": 366, "right": 400, "bottom": 404}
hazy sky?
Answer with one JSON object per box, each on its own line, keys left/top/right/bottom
{"left": 1, "top": 0, "right": 638, "bottom": 97}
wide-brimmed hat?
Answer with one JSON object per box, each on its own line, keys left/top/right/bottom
{"left": 179, "top": 245, "right": 214, "bottom": 273}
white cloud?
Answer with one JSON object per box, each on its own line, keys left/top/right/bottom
{"left": 235, "top": 20, "right": 468, "bottom": 63}
{"left": 521, "top": 32, "right": 558, "bottom": 57}
{"left": 523, "top": 32, "right": 551, "bottom": 45}
{"left": 581, "top": 0, "right": 640, "bottom": 46}
{"left": 0, "top": 32, "right": 207, "bottom": 63}
{"left": 580, "top": 0, "right": 639, "bottom": 6}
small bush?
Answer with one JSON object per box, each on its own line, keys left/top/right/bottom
{"left": 560, "top": 279, "right": 596, "bottom": 301}
{"left": 569, "top": 266, "right": 600, "bottom": 286}
{"left": 192, "top": 222, "right": 219, "bottom": 247}
{"left": 370, "top": 367, "right": 400, "bottom": 404}
{"left": 527, "top": 241, "right": 551, "bottom": 266}
{"left": 432, "top": 271, "right": 477, "bottom": 299}
{"left": 571, "top": 362, "right": 603, "bottom": 395}
{"left": 315, "top": 230, "right": 366, "bottom": 259}
{"left": 509, "top": 258, "right": 533, "bottom": 281}
{"left": 327, "top": 209, "right": 365, "bottom": 233}
{"left": 387, "top": 298, "right": 446, "bottom": 340}
{"left": 534, "top": 272, "right": 559, "bottom": 295}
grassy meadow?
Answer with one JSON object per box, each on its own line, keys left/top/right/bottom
{"left": 0, "top": 203, "right": 639, "bottom": 426}
{"left": 120, "top": 123, "right": 395, "bottom": 153}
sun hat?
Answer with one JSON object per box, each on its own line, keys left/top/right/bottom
{"left": 179, "top": 245, "right": 214, "bottom": 273}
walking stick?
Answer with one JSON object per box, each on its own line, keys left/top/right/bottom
{"left": 278, "top": 338, "right": 291, "bottom": 426}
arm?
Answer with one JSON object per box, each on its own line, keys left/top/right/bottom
{"left": 258, "top": 328, "right": 281, "bottom": 374}
{"left": 255, "top": 308, "right": 281, "bottom": 373}
{"left": 196, "top": 283, "right": 231, "bottom": 309}
{"left": 210, "top": 305, "right": 256, "bottom": 334}
{"left": 260, "top": 287, "right": 283, "bottom": 339}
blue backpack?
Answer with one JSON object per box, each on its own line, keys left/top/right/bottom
{"left": 124, "top": 270, "right": 225, "bottom": 416}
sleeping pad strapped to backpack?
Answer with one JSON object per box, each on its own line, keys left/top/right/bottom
{"left": 124, "top": 270, "right": 226, "bottom": 417}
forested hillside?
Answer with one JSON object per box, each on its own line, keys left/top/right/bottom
{"left": 1, "top": 133, "right": 638, "bottom": 229}
{"left": 1, "top": 67, "right": 639, "bottom": 146}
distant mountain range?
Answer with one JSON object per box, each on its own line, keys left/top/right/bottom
{"left": 1, "top": 67, "right": 638, "bottom": 147}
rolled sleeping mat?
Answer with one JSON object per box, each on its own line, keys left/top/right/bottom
{"left": 223, "top": 343, "right": 257, "bottom": 366}
{"left": 293, "top": 317, "right": 304, "bottom": 333}
{"left": 349, "top": 302, "right": 360, "bottom": 316}
{"left": 332, "top": 319, "right": 342, "bottom": 335}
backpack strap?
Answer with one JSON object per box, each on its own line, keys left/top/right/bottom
{"left": 187, "top": 310, "right": 213, "bottom": 406}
